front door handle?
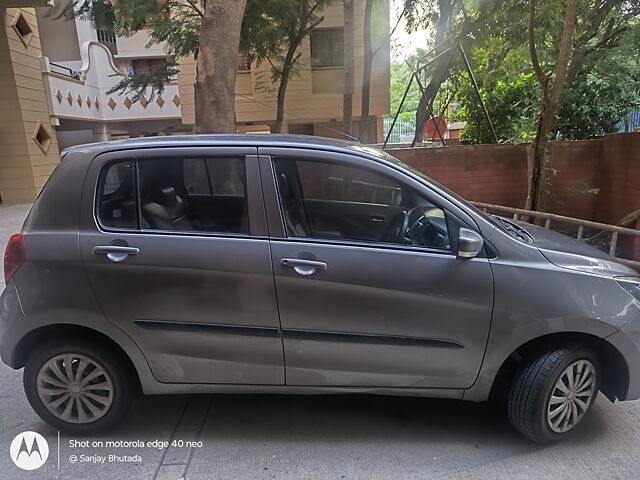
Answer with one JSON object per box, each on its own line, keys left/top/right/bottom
{"left": 280, "top": 258, "right": 327, "bottom": 276}
{"left": 93, "top": 245, "right": 139, "bottom": 263}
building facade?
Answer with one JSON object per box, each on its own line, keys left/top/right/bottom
{"left": 0, "top": 1, "right": 390, "bottom": 203}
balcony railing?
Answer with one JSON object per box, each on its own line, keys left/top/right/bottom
{"left": 49, "top": 61, "right": 81, "bottom": 80}
{"left": 42, "top": 42, "right": 181, "bottom": 123}
{"left": 96, "top": 29, "right": 116, "bottom": 44}
{"left": 472, "top": 202, "right": 640, "bottom": 268}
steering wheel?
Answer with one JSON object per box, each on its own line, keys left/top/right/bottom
{"left": 408, "top": 210, "right": 449, "bottom": 248}
{"left": 381, "top": 206, "right": 423, "bottom": 244}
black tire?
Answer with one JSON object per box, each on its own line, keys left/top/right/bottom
{"left": 507, "top": 344, "right": 600, "bottom": 443}
{"left": 23, "top": 338, "right": 133, "bottom": 434}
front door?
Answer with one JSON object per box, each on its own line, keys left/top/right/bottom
{"left": 260, "top": 148, "right": 494, "bottom": 388}
{"left": 79, "top": 148, "right": 284, "bottom": 385}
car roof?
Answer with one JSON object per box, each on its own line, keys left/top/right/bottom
{"left": 61, "top": 134, "right": 372, "bottom": 157}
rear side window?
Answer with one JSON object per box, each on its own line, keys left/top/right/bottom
{"left": 96, "top": 157, "right": 249, "bottom": 235}
{"left": 98, "top": 161, "right": 137, "bottom": 229}
{"left": 183, "top": 158, "right": 245, "bottom": 195}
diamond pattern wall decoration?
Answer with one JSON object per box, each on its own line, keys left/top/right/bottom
{"left": 172, "top": 95, "right": 180, "bottom": 107}
{"left": 140, "top": 96, "right": 149, "bottom": 109}
{"left": 86, "top": 96, "right": 92, "bottom": 108}
{"left": 156, "top": 96, "right": 165, "bottom": 108}
{"left": 12, "top": 10, "right": 34, "bottom": 48}
{"left": 108, "top": 97, "right": 117, "bottom": 110}
{"left": 76, "top": 94, "right": 82, "bottom": 107}
{"left": 94, "top": 97, "right": 100, "bottom": 109}
{"left": 32, "top": 122, "right": 52, "bottom": 154}
{"left": 124, "top": 97, "right": 133, "bottom": 109}
{"left": 55, "top": 90, "right": 63, "bottom": 103}
{"left": 67, "top": 92, "right": 73, "bottom": 106}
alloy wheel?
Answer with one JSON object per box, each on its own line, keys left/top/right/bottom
{"left": 546, "top": 359, "right": 596, "bottom": 433}
{"left": 36, "top": 354, "right": 114, "bottom": 424}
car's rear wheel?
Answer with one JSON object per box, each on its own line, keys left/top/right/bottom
{"left": 508, "top": 344, "right": 600, "bottom": 443}
{"left": 23, "top": 339, "right": 132, "bottom": 433}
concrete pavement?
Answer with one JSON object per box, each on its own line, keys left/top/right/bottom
{"left": 1, "top": 202, "right": 640, "bottom": 479}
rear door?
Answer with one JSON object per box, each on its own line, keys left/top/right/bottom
{"left": 259, "top": 147, "right": 494, "bottom": 389}
{"left": 79, "top": 147, "right": 284, "bottom": 385}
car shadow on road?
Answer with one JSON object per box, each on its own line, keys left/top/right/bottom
{"left": 114, "top": 392, "right": 611, "bottom": 451}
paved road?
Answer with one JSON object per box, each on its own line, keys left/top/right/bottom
{"left": 1, "top": 203, "right": 640, "bottom": 479}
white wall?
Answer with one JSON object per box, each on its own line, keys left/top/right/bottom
{"left": 115, "top": 28, "right": 167, "bottom": 59}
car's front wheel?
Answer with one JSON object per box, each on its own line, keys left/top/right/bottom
{"left": 23, "top": 339, "right": 132, "bottom": 433}
{"left": 508, "top": 344, "right": 600, "bottom": 443}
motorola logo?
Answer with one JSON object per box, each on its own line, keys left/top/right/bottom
{"left": 10, "top": 431, "right": 49, "bottom": 471}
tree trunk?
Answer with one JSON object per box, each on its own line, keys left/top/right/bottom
{"left": 411, "top": 0, "right": 454, "bottom": 146}
{"left": 195, "top": 0, "right": 248, "bottom": 133}
{"left": 411, "top": 49, "right": 455, "bottom": 146}
{"left": 360, "top": 0, "right": 374, "bottom": 143}
{"left": 273, "top": 50, "right": 296, "bottom": 134}
{"left": 525, "top": 101, "right": 554, "bottom": 210}
{"left": 526, "top": 0, "right": 578, "bottom": 211}
{"left": 343, "top": 0, "right": 355, "bottom": 137}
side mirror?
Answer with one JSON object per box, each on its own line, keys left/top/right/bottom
{"left": 458, "top": 228, "right": 484, "bottom": 259}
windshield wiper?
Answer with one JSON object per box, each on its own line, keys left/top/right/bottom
{"left": 490, "top": 215, "right": 532, "bottom": 242}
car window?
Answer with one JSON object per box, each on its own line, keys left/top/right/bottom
{"left": 273, "top": 158, "right": 450, "bottom": 250}
{"left": 138, "top": 157, "right": 248, "bottom": 234}
{"left": 97, "top": 157, "right": 249, "bottom": 235}
{"left": 183, "top": 158, "right": 246, "bottom": 196}
{"left": 97, "top": 161, "right": 137, "bottom": 229}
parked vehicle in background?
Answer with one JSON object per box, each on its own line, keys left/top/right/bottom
{"left": 2, "top": 135, "right": 640, "bottom": 443}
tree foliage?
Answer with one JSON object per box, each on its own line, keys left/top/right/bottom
{"left": 240, "top": 0, "right": 337, "bottom": 133}
{"left": 54, "top": 0, "right": 202, "bottom": 101}
{"left": 453, "top": 1, "right": 640, "bottom": 145}
{"left": 398, "top": 0, "right": 640, "bottom": 148}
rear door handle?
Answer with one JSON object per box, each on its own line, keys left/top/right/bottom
{"left": 280, "top": 258, "right": 327, "bottom": 276}
{"left": 93, "top": 245, "right": 139, "bottom": 263}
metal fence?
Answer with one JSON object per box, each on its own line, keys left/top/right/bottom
{"left": 383, "top": 117, "right": 416, "bottom": 144}
{"left": 472, "top": 201, "right": 640, "bottom": 269}
{"left": 619, "top": 110, "right": 640, "bottom": 133}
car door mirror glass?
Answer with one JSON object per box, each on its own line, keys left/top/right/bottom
{"left": 458, "top": 228, "right": 483, "bottom": 259}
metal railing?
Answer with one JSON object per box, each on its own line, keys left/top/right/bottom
{"left": 471, "top": 201, "right": 640, "bottom": 269}
{"left": 619, "top": 110, "right": 640, "bottom": 133}
{"left": 49, "top": 61, "right": 81, "bottom": 80}
{"left": 96, "top": 29, "right": 116, "bottom": 44}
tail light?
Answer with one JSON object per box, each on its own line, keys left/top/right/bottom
{"left": 4, "top": 234, "right": 25, "bottom": 284}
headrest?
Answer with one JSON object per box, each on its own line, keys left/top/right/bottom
{"left": 161, "top": 187, "right": 184, "bottom": 219}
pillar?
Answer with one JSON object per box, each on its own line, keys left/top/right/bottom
{"left": 0, "top": 7, "right": 59, "bottom": 203}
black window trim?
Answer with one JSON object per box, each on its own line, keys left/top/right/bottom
{"left": 270, "top": 156, "right": 456, "bottom": 256}
{"left": 94, "top": 156, "right": 257, "bottom": 239}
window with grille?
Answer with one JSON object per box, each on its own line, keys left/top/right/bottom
{"left": 310, "top": 29, "right": 344, "bottom": 68}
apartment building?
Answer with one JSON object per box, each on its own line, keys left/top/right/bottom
{"left": 0, "top": 1, "right": 390, "bottom": 203}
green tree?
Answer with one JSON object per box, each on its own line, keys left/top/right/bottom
{"left": 240, "top": 0, "right": 337, "bottom": 133}
{"left": 453, "top": 2, "right": 640, "bottom": 147}
{"left": 557, "top": 26, "right": 640, "bottom": 139}
{"left": 389, "top": 61, "right": 421, "bottom": 125}
{"left": 401, "top": 0, "right": 504, "bottom": 144}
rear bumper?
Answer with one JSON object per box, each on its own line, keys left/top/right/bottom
{"left": 0, "top": 282, "right": 25, "bottom": 368}
{"left": 607, "top": 311, "right": 640, "bottom": 400}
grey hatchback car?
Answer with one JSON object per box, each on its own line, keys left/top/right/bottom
{"left": 2, "top": 135, "right": 640, "bottom": 443}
